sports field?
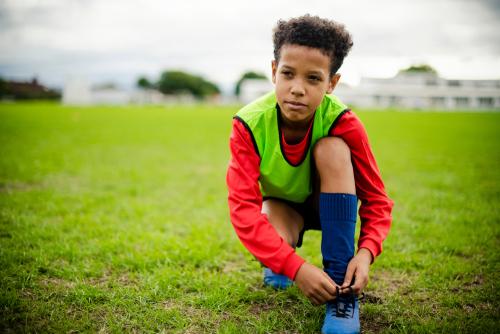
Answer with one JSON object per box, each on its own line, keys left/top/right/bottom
{"left": 0, "top": 102, "right": 499, "bottom": 333}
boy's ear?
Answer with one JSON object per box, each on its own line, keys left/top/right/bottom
{"left": 327, "top": 73, "right": 341, "bottom": 94}
{"left": 271, "top": 60, "right": 277, "bottom": 84}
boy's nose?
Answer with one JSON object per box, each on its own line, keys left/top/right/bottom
{"left": 290, "top": 82, "right": 305, "bottom": 96}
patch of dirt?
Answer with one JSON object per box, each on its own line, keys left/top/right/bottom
{"left": 360, "top": 314, "right": 390, "bottom": 334}
{"left": 160, "top": 300, "right": 236, "bottom": 333}
{"left": 97, "top": 325, "right": 109, "bottom": 334}
{"left": 39, "top": 277, "right": 76, "bottom": 289}
{"left": 186, "top": 305, "right": 211, "bottom": 318}
{"left": 160, "top": 300, "right": 210, "bottom": 318}
{"left": 359, "top": 270, "right": 416, "bottom": 333}
{"left": 363, "top": 293, "right": 383, "bottom": 304}
{"left": 183, "top": 325, "right": 205, "bottom": 334}
{"left": 464, "top": 275, "right": 484, "bottom": 288}
{"left": 364, "top": 270, "right": 415, "bottom": 302}
{"left": 450, "top": 274, "right": 484, "bottom": 293}
{"left": 20, "top": 289, "right": 37, "bottom": 300}
{"left": 222, "top": 260, "right": 247, "bottom": 274}
{"left": 0, "top": 231, "right": 12, "bottom": 238}
{"left": 462, "top": 303, "right": 475, "bottom": 314}
{"left": 86, "top": 271, "right": 137, "bottom": 288}
{"left": 37, "top": 268, "right": 138, "bottom": 296}
{"left": 0, "top": 181, "right": 42, "bottom": 193}
{"left": 248, "top": 302, "right": 275, "bottom": 315}
{"left": 161, "top": 300, "right": 177, "bottom": 311}
{"left": 452, "top": 250, "right": 474, "bottom": 259}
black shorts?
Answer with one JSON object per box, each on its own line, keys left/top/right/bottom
{"left": 263, "top": 195, "right": 321, "bottom": 248}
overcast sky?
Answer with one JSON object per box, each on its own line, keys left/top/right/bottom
{"left": 1, "top": 0, "right": 499, "bottom": 92}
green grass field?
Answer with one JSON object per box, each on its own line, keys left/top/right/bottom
{"left": 1, "top": 102, "right": 499, "bottom": 333}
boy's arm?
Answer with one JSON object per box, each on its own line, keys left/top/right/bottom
{"left": 226, "top": 119, "right": 305, "bottom": 280}
{"left": 331, "top": 110, "right": 394, "bottom": 261}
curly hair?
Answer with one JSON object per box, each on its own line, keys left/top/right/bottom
{"left": 273, "top": 14, "right": 353, "bottom": 76}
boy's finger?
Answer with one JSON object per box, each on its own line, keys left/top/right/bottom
{"left": 341, "top": 265, "right": 355, "bottom": 288}
{"left": 343, "top": 275, "right": 366, "bottom": 294}
{"left": 315, "top": 288, "right": 333, "bottom": 304}
{"left": 350, "top": 282, "right": 362, "bottom": 294}
{"left": 322, "top": 271, "right": 338, "bottom": 287}
{"left": 321, "top": 281, "right": 338, "bottom": 297}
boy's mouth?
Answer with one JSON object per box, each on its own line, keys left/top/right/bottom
{"left": 284, "top": 100, "right": 308, "bottom": 111}
{"left": 285, "top": 100, "right": 307, "bottom": 106}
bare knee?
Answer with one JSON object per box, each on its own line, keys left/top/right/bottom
{"left": 262, "top": 200, "right": 303, "bottom": 247}
{"left": 313, "top": 137, "right": 352, "bottom": 174}
{"left": 313, "top": 137, "right": 355, "bottom": 193}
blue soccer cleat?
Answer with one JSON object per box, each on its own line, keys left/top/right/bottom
{"left": 322, "top": 286, "right": 360, "bottom": 334}
{"left": 263, "top": 267, "right": 293, "bottom": 290}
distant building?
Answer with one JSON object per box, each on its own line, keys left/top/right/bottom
{"left": 130, "top": 89, "right": 172, "bottom": 105}
{"left": 62, "top": 77, "right": 93, "bottom": 105}
{"left": 1, "top": 77, "right": 60, "bottom": 100}
{"left": 62, "top": 78, "right": 197, "bottom": 105}
{"left": 239, "top": 79, "right": 273, "bottom": 104}
{"left": 335, "top": 72, "right": 500, "bottom": 110}
{"left": 63, "top": 78, "right": 132, "bottom": 105}
{"left": 130, "top": 89, "right": 197, "bottom": 105}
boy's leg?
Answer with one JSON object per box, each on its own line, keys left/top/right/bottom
{"left": 313, "top": 137, "right": 359, "bottom": 334}
{"left": 261, "top": 199, "right": 304, "bottom": 289}
{"left": 262, "top": 199, "right": 304, "bottom": 249}
{"left": 314, "top": 137, "right": 355, "bottom": 194}
{"left": 314, "top": 136, "right": 356, "bottom": 280}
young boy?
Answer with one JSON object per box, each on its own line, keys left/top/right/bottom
{"left": 226, "top": 15, "right": 393, "bottom": 334}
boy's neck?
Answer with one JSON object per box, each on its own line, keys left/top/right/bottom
{"left": 280, "top": 113, "right": 314, "bottom": 144}
{"left": 279, "top": 109, "right": 314, "bottom": 130}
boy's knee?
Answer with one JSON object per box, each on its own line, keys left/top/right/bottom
{"left": 313, "top": 137, "right": 352, "bottom": 173}
{"left": 262, "top": 200, "right": 302, "bottom": 247}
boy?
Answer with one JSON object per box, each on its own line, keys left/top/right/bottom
{"left": 226, "top": 15, "right": 393, "bottom": 334}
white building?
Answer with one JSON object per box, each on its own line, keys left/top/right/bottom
{"left": 63, "top": 78, "right": 132, "bottom": 105}
{"left": 335, "top": 72, "right": 500, "bottom": 110}
{"left": 130, "top": 89, "right": 196, "bottom": 105}
{"left": 239, "top": 79, "right": 273, "bottom": 104}
{"left": 62, "top": 78, "right": 197, "bottom": 105}
{"left": 62, "top": 77, "right": 93, "bottom": 105}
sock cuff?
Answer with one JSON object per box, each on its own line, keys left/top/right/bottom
{"left": 319, "top": 193, "right": 358, "bottom": 221}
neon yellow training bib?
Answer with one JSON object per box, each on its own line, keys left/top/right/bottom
{"left": 235, "top": 91, "right": 348, "bottom": 203}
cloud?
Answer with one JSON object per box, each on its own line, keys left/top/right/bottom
{"left": 0, "top": 0, "right": 499, "bottom": 90}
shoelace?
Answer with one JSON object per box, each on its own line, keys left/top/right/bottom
{"left": 332, "top": 286, "right": 365, "bottom": 318}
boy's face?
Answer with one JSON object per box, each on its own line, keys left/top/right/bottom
{"left": 272, "top": 44, "right": 340, "bottom": 127}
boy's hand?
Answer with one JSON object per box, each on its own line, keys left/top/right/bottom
{"left": 294, "top": 262, "right": 338, "bottom": 306}
{"left": 340, "top": 248, "right": 373, "bottom": 294}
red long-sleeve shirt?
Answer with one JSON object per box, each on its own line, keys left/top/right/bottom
{"left": 226, "top": 109, "right": 393, "bottom": 280}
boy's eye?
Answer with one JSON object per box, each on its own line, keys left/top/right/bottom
{"left": 281, "top": 71, "right": 293, "bottom": 77}
{"left": 309, "top": 76, "right": 321, "bottom": 82}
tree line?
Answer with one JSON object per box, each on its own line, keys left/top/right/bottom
{"left": 137, "top": 70, "right": 268, "bottom": 98}
{"left": 138, "top": 71, "right": 220, "bottom": 99}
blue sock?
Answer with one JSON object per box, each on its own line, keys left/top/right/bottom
{"left": 319, "top": 193, "right": 358, "bottom": 284}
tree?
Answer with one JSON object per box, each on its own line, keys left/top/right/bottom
{"left": 0, "top": 76, "right": 5, "bottom": 97}
{"left": 400, "top": 64, "right": 438, "bottom": 75}
{"left": 157, "top": 70, "right": 220, "bottom": 99}
{"left": 235, "top": 71, "right": 268, "bottom": 96}
{"left": 137, "top": 76, "right": 153, "bottom": 89}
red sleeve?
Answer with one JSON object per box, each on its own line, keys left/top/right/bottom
{"left": 226, "top": 118, "right": 305, "bottom": 280}
{"left": 331, "top": 111, "right": 394, "bottom": 260}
